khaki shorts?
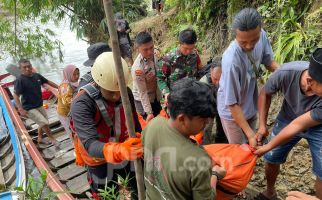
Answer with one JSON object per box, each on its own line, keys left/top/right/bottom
{"left": 220, "top": 115, "right": 257, "bottom": 144}
{"left": 27, "top": 107, "right": 49, "bottom": 128}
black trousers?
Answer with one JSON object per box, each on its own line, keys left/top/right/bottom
{"left": 134, "top": 98, "right": 162, "bottom": 119}
{"left": 202, "top": 113, "right": 228, "bottom": 144}
{"left": 214, "top": 114, "right": 228, "bottom": 143}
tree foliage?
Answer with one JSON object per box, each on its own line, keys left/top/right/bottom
{"left": 0, "top": 2, "right": 62, "bottom": 60}
{"left": 164, "top": 0, "right": 322, "bottom": 63}
{"left": 0, "top": 0, "right": 147, "bottom": 60}
{"left": 259, "top": 0, "right": 322, "bottom": 63}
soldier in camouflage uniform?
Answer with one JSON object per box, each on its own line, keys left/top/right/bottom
{"left": 157, "top": 28, "right": 202, "bottom": 99}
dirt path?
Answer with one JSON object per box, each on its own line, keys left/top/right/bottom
{"left": 235, "top": 94, "right": 316, "bottom": 199}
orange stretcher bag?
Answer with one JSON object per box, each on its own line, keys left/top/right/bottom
{"left": 203, "top": 144, "right": 257, "bottom": 200}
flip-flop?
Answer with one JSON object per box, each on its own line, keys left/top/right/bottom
{"left": 37, "top": 140, "right": 51, "bottom": 145}
{"left": 253, "top": 192, "right": 277, "bottom": 200}
{"left": 237, "top": 191, "right": 247, "bottom": 199}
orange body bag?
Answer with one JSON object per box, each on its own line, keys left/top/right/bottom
{"left": 203, "top": 144, "right": 257, "bottom": 200}
{"left": 138, "top": 111, "right": 256, "bottom": 199}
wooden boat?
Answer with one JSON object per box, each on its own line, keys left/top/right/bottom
{"left": 0, "top": 93, "right": 26, "bottom": 199}
{"left": 0, "top": 72, "right": 90, "bottom": 199}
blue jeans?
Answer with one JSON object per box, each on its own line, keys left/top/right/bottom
{"left": 264, "top": 116, "right": 322, "bottom": 179}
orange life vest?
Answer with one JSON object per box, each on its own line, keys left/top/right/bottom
{"left": 70, "top": 85, "right": 129, "bottom": 166}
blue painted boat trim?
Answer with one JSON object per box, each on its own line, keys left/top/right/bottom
{"left": 0, "top": 95, "right": 23, "bottom": 188}
{"left": 0, "top": 191, "right": 13, "bottom": 200}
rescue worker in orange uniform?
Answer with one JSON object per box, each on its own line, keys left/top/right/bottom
{"left": 70, "top": 52, "right": 143, "bottom": 200}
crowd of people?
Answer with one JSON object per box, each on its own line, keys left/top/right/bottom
{"left": 11, "top": 7, "right": 322, "bottom": 200}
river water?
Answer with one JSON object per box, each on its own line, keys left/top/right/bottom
{"left": 0, "top": 18, "right": 90, "bottom": 84}
{"left": 0, "top": 18, "right": 91, "bottom": 194}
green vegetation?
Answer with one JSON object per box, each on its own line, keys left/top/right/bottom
{"left": 0, "top": 0, "right": 321, "bottom": 64}
{"left": 0, "top": 184, "right": 6, "bottom": 192}
{"left": 0, "top": 0, "right": 147, "bottom": 60}
{"left": 163, "top": 0, "right": 322, "bottom": 63}
{"left": 96, "top": 174, "right": 133, "bottom": 200}
{"left": 259, "top": 0, "right": 322, "bottom": 63}
{"left": 8, "top": 170, "right": 132, "bottom": 200}
{"left": 14, "top": 170, "right": 64, "bottom": 200}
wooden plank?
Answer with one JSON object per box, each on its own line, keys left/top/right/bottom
{"left": 4, "top": 162, "right": 15, "bottom": 186}
{"left": 49, "top": 150, "right": 75, "bottom": 168}
{"left": 0, "top": 85, "right": 75, "bottom": 200}
{"left": 51, "top": 126, "right": 65, "bottom": 134}
{"left": 1, "top": 151, "right": 14, "bottom": 171}
{"left": 0, "top": 160, "right": 6, "bottom": 187}
{"left": 66, "top": 173, "right": 90, "bottom": 195}
{"left": 42, "top": 140, "right": 74, "bottom": 160}
{"left": 56, "top": 134, "right": 70, "bottom": 142}
{"left": 57, "top": 163, "right": 86, "bottom": 181}
{"left": 0, "top": 140, "right": 12, "bottom": 159}
{"left": 0, "top": 135, "right": 10, "bottom": 147}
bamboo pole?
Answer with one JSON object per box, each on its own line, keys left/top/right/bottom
{"left": 14, "top": 0, "right": 17, "bottom": 55}
{"left": 102, "top": 0, "right": 145, "bottom": 199}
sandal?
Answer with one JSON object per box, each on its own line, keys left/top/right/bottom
{"left": 37, "top": 140, "right": 51, "bottom": 145}
{"left": 237, "top": 191, "right": 247, "bottom": 199}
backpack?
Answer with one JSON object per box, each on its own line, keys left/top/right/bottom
{"left": 196, "top": 58, "right": 216, "bottom": 80}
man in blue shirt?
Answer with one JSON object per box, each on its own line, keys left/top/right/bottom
{"left": 217, "top": 8, "right": 279, "bottom": 148}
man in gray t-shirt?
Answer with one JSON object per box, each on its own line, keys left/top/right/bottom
{"left": 217, "top": 8, "right": 279, "bottom": 148}
{"left": 255, "top": 49, "right": 322, "bottom": 199}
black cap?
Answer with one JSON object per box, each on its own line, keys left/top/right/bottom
{"left": 309, "top": 48, "right": 322, "bottom": 83}
{"left": 83, "top": 42, "right": 111, "bottom": 67}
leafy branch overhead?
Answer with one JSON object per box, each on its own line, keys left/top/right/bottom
{"left": 0, "top": 0, "right": 147, "bottom": 60}
{"left": 164, "top": 0, "right": 322, "bottom": 66}
{"left": 0, "top": 0, "right": 321, "bottom": 63}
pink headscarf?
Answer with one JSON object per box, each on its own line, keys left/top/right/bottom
{"left": 62, "top": 64, "right": 79, "bottom": 88}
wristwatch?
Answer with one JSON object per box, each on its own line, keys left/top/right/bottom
{"left": 212, "top": 170, "right": 224, "bottom": 181}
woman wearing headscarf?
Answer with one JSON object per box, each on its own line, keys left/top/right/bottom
{"left": 57, "top": 64, "right": 80, "bottom": 138}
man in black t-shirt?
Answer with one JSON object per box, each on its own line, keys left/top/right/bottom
{"left": 13, "top": 59, "right": 58, "bottom": 145}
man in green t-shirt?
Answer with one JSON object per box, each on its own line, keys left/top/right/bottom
{"left": 143, "top": 78, "right": 226, "bottom": 200}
